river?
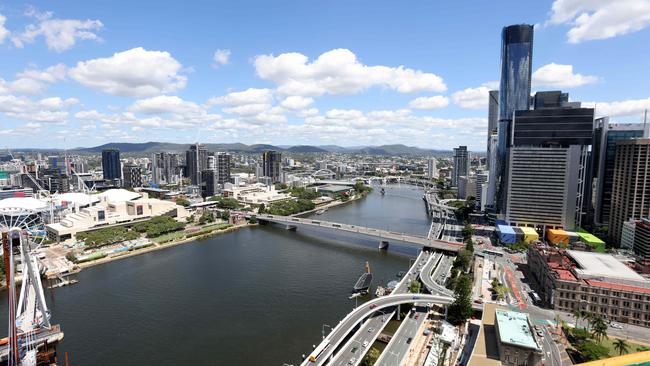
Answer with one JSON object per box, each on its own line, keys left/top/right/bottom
{"left": 1, "top": 184, "right": 431, "bottom": 365}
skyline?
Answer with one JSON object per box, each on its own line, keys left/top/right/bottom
{"left": 2, "top": 0, "right": 650, "bottom": 150}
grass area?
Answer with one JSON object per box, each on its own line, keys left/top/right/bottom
{"left": 599, "top": 337, "right": 649, "bottom": 357}
{"left": 151, "top": 223, "right": 233, "bottom": 243}
{"left": 151, "top": 230, "right": 186, "bottom": 244}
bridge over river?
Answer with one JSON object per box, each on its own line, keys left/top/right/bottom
{"left": 255, "top": 214, "right": 464, "bottom": 252}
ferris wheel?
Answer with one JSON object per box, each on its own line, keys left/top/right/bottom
{"left": 1, "top": 207, "right": 51, "bottom": 366}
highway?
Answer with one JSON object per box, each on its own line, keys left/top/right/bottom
{"left": 256, "top": 214, "right": 463, "bottom": 252}
{"left": 375, "top": 305, "right": 428, "bottom": 366}
{"left": 301, "top": 294, "right": 454, "bottom": 366}
{"left": 328, "top": 251, "right": 431, "bottom": 366}
{"left": 420, "top": 253, "right": 455, "bottom": 297}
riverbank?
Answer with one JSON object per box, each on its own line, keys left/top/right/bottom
{"left": 76, "top": 222, "right": 256, "bottom": 270}
{"left": 294, "top": 193, "right": 366, "bottom": 217}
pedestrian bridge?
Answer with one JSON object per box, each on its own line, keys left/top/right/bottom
{"left": 255, "top": 214, "right": 463, "bottom": 252}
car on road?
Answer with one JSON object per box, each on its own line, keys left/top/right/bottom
{"left": 369, "top": 304, "right": 377, "bottom": 309}
{"left": 348, "top": 357, "right": 356, "bottom": 364}
{"left": 362, "top": 341, "right": 369, "bottom": 348}
{"left": 474, "top": 299, "right": 483, "bottom": 304}
{"left": 406, "top": 337, "right": 412, "bottom": 344}
{"left": 367, "top": 327, "right": 374, "bottom": 333}
{"left": 415, "top": 314, "right": 419, "bottom": 320}
{"left": 611, "top": 322, "right": 623, "bottom": 329}
{"left": 351, "top": 346, "right": 358, "bottom": 353}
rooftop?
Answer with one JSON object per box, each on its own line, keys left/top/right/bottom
{"left": 495, "top": 309, "right": 539, "bottom": 350}
{"left": 567, "top": 250, "right": 647, "bottom": 283}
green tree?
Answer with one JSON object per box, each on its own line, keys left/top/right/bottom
{"left": 447, "top": 274, "right": 473, "bottom": 325}
{"left": 453, "top": 249, "right": 472, "bottom": 272}
{"left": 573, "top": 309, "right": 584, "bottom": 329}
{"left": 409, "top": 280, "right": 422, "bottom": 294}
{"left": 613, "top": 338, "right": 629, "bottom": 356}
{"left": 175, "top": 198, "right": 190, "bottom": 207}
{"left": 576, "top": 340, "right": 609, "bottom": 361}
{"left": 221, "top": 210, "right": 230, "bottom": 221}
{"left": 362, "top": 347, "right": 381, "bottom": 366}
{"left": 258, "top": 203, "right": 265, "bottom": 214}
{"left": 462, "top": 222, "right": 474, "bottom": 242}
{"left": 186, "top": 215, "right": 194, "bottom": 224}
{"left": 249, "top": 215, "right": 258, "bottom": 224}
{"left": 591, "top": 315, "right": 608, "bottom": 342}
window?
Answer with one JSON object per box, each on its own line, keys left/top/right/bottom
{"left": 98, "top": 210, "right": 105, "bottom": 221}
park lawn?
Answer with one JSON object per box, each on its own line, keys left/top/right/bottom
{"left": 598, "top": 337, "right": 649, "bottom": 357}
{"left": 152, "top": 230, "right": 187, "bottom": 244}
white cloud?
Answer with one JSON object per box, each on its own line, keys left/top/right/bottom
{"left": 451, "top": 82, "right": 497, "bottom": 109}
{"left": 532, "top": 63, "right": 598, "bottom": 88}
{"left": 547, "top": 0, "right": 650, "bottom": 43}
{"left": 584, "top": 96, "right": 650, "bottom": 117}
{"left": 254, "top": 48, "right": 447, "bottom": 96}
{"left": 129, "top": 95, "right": 202, "bottom": 115}
{"left": 408, "top": 95, "right": 449, "bottom": 110}
{"left": 207, "top": 88, "right": 273, "bottom": 106}
{"left": 279, "top": 96, "right": 314, "bottom": 110}
{"left": 212, "top": 49, "right": 231, "bottom": 68}
{"left": 11, "top": 8, "right": 103, "bottom": 52}
{"left": 0, "top": 94, "right": 75, "bottom": 123}
{"left": 0, "top": 14, "right": 9, "bottom": 44}
{"left": 69, "top": 48, "right": 187, "bottom": 97}
{"left": 8, "top": 63, "right": 67, "bottom": 94}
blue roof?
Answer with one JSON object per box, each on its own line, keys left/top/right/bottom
{"left": 497, "top": 224, "right": 515, "bottom": 235}
{"left": 495, "top": 309, "right": 540, "bottom": 350}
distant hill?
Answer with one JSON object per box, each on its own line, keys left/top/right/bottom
{"left": 74, "top": 142, "right": 453, "bottom": 155}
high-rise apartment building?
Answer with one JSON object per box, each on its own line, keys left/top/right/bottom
{"left": 102, "top": 149, "right": 121, "bottom": 181}
{"left": 610, "top": 139, "right": 650, "bottom": 246}
{"left": 215, "top": 152, "right": 231, "bottom": 184}
{"left": 486, "top": 90, "right": 499, "bottom": 208}
{"left": 591, "top": 118, "right": 648, "bottom": 226}
{"left": 633, "top": 218, "right": 650, "bottom": 273}
{"left": 152, "top": 152, "right": 180, "bottom": 185}
{"left": 262, "top": 150, "right": 282, "bottom": 183}
{"left": 495, "top": 24, "right": 534, "bottom": 216}
{"left": 427, "top": 158, "right": 438, "bottom": 179}
{"left": 476, "top": 172, "right": 489, "bottom": 211}
{"left": 122, "top": 163, "right": 142, "bottom": 188}
{"left": 452, "top": 146, "right": 469, "bottom": 188}
{"left": 186, "top": 144, "right": 208, "bottom": 185}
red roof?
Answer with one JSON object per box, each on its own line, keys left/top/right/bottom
{"left": 555, "top": 269, "right": 577, "bottom": 281}
{"left": 585, "top": 280, "right": 650, "bottom": 295}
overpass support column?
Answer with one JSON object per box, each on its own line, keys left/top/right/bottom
{"left": 379, "top": 240, "right": 389, "bottom": 250}
{"left": 397, "top": 304, "right": 401, "bottom": 320}
{"left": 286, "top": 225, "right": 297, "bottom": 231}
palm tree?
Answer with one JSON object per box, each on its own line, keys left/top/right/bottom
{"left": 583, "top": 311, "right": 593, "bottom": 331}
{"left": 614, "top": 339, "right": 630, "bottom": 356}
{"left": 572, "top": 309, "right": 583, "bottom": 328}
{"left": 591, "top": 315, "right": 609, "bottom": 342}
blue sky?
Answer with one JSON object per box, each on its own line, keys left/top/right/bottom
{"left": 1, "top": 0, "right": 650, "bottom": 150}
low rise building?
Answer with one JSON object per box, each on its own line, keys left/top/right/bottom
{"left": 222, "top": 183, "right": 291, "bottom": 205}
{"left": 46, "top": 189, "right": 189, "bottom": 242}
{"left": 527, "top": 244, "right": 650, "bottom": 327}
{"left": 494, "top": 309, "right": 543, "bottom": 366}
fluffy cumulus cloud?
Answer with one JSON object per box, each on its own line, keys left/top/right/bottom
{"left": 212, "top": 49, "right": 231, "bottom": 68}
{"left": 0, "top": 95, "right": 77, "bottom": 123}
{"left": 279, "top": 96, "right": 314, "bottom": 110}
{"left": 254, "top": 48, "right": 446, "bottom": 96}
{"left": 11, "top": 7, "right": 103, "bottom": 52}
{"left": 532, "top": 63, "right": 598, "bottom": 88}
{"left": 451, "top": 82, "right": 498, "bottom": 109}
{"left": 0, "top": 14, "right": 9, "bottom": 44}
{"left": 547, "top": 0, "right": 650, "bottom": 43}
{"left": 69, "top": 47, "right": 187, "bottom": 97}
{"left": 207, "top": 88, "right": 273, "bottom": 106}
{"left": 584, "top": 96, "right": 650, "bottom": 117}
{"left": 408, "top": 95, "right": 449, "bottom": 110}
{"left": 129, "top": 95, "right": 203, "bottom": 115}
{"left": 8, "top": 63, "right": 67, "bottom": 95}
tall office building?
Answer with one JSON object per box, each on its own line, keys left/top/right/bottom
{"left": 504, "top": 91, "right": 593, "bottom": 231}
{"left": 186, "top": 143, "right": 208, "bottom": 185}
{"left": 102, "top": 149, "right": 121, "bottom": 181}
{"left": 122, "top": 163, "right": 142, "bottom": 188}
{"left": 215, "top": 152, "right": 231, "bottom": 184}
{"left": 610, "top": 139, "right": 650, "bottom": 246}
{"left": 452, "top": 146, "right": 469, "bottom": 188}
{"left": 591, "top": 118, "right": 648, "bottom": 226}
{"left": 427, "top": 158, "right": 438, "bottom": 179}
{"left": 495, "top": 24, "right": 534, "bottom": 216}
{"left": 152, "top": 152, "right": 180, "bottom": 185}
{"left": 633, "top": 218, "right": 650, "bottom": 273}
{"left": 201, "top": 170, "right": 217, "bottom": 198}
{"left": 262, "top": 150, "right": 282, "bottom": 183}
{"left": 476, "top": 172, "right": 489, "bottom": 211}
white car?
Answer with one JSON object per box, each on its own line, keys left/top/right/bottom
{"left": 362, "top": 341, "right": 369, "bottom": 348}
{"left": 611, "top": 322, "right": 623, "bottom": 329}
{"left": 348, "top": 357, "right": 356, "bottom": 364}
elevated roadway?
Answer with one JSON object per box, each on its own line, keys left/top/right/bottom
{"left": 301, "top": 293, "right": 454, "bottom": 366}
{"left": 256, "top": 214, "right": 463, "bottom": 252}
{"left": 421, "top": 253, "right": 455, "bottom": 297}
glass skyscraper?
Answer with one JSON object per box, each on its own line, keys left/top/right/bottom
{"left": 101, "top": 149, "right": 121, "bottom": 180}
{"left": 495, "top": 24, "right": 534, "bottom": 215}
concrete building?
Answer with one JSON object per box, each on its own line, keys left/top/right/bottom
{"left": 458, "top": 175, "right": 477, "bottom": 200}
{"left": 527, "top": 244, "right": 650, "bottom": 327}
{"left": 262, "top": 150, "right": 282, "bottom": 183}
{"left": 152, "top": 152, "right": 180, "bottom": 185}
{"left": 476, "top": 172, "right": 489, "bottom": 211}
{"left": 201, "top": 170, "right": 217, "bottom": 198}
{"left": 122, "top": 163, "right": 142, "bottom": 188}
{"left": 621, "top": 219, "right": 637, "bottom": 250}
{"left": 591, "top": 118, "right": 648, "bottom": 226}
{"left": 215, "top": 152, "right": 231, "bottom": 184}
{"left": 633, "top": 218, "right": 650, "bottom": 274}
{"left": 222, "top": 183, "right": 291, "bottom": 205}
{"left": 101, "top": 149, "right": 121, "bottom": 181}
{"left": 186, "top": 143, "right": 208, "bottom": 186}
{"left": 494, "top": 309, "right": 542, "bottom": 366}
{"left": 610, "top": 139, "right": 650, "bottom": 246}
{"left": 427, "top": 158, "right": 438, "bottom": 179}
{"left": 45, "top": 189, "right": 189, "bottom": 242}
{"left": 452, "top": 146, "right": 469, "bottom": 188}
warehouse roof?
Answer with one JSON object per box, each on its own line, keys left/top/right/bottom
{"left": 567, "top": 250, "right": 647, "bottom": 282}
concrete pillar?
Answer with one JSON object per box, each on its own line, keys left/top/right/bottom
{"left": 397, "top": 304, "right": 401, "bottom": 320}
{"left": 379, "top": 240, "right": 389, "bottom": 250}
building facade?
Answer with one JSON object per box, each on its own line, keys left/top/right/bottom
{"left": 452, "top": 146, "right": 469, "bottom": 188}
{"left": 215, "top": 152, "right": 231, "bottom": 184}
{"left": 122, "top": 163, "right": 142, "bottom": 188}
{"left": 610, "top": 139, "right": 650, "bottom": 246}
{"left": 633, "top": 218, "right": 650, "bottom": 274}
{"left": 186, "top": 143, "right": 208, "bottom": 185}
{"left": 427, "top": 158, "right": 438, "bottom": 179}
{"left": 262, "top": 150, "right": 282, "bottom": 183}
{"left": 495, "top": 24, "right": 534, "bottom": 216}
{"left": 101, "top": 149, "right": 121, "bottom": 180}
